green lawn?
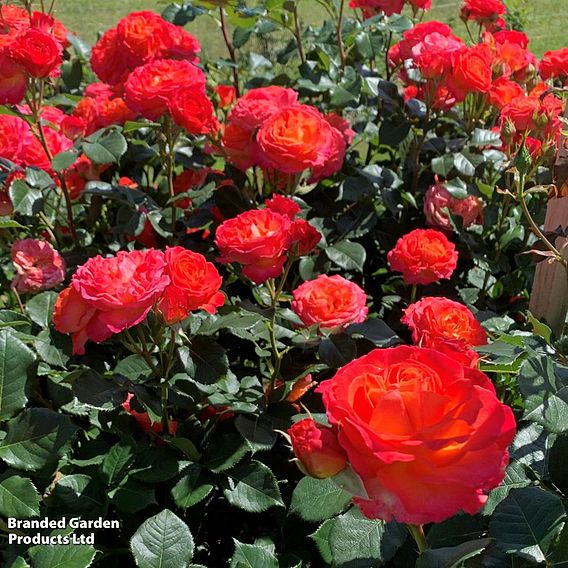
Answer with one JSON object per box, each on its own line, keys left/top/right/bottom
{"left": 53, "top": 0, "right": 566, "bottom": 58}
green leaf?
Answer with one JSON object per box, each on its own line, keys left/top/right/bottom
{"left": 518, "top": 355, "right": 568, "bottom": 433}
{"left": 25, "top": 292, "right": 58, "bottom": 329}
{"left": 110, "top": 477, "right": 156, "bottom": 513}
{"left": 328, "top": 508, "right": 406, "bottom": 566}
{"left": 431, "top": 155, "right": 454, "bottom": 177}
{"left": 101, "top": 440, "right": 136, "bottom": 485}
{"left": 83, "top": 130, "right": 127, "bottom": 164}
{"left": 230, "top": 540, "right": 278, "bottom": 568}
{"left": 346, "top": 319, "right": 400, "bottom": 347}
{"left": 310, "top": 520, "right": 334, "bottom": 564}
{"left": 443, "top": 178, "right": 468, "bottom": 199}
{"left": 319, "top": 335, "right": 357, "bottom": 368}
{"left": 0, "top": 408, "right": 77, "bottom": 472}
{"left": 235, "top": 415, "right": 276, "bottom": 453}
{"left": 223, "top": 460, "right": 284, "bottom": 513}
{"left": 184, "top": 336, "right": 229, "bottom": 384}
{"left": 548, "top": 523, "right": 568, "bottom": 567}
{"left": 72, "top": 370, "right": 126, "bottom": 411}
{"left": 549, "top": 434, "right": 568, "bottom": 495}
{"left": 0, "top": 475, "right": 40, "bottom": 518}
{"left": 325, "top": 241, "right": 366, "bottom": 272}
{"left": 470, "top": 128, "right": 502, "bottom": 147}
{"left": 51, "top": 150, "right": 79, "bottom": 172}
{"left": 9, "top": 180, "right": 42, "bottom": 216}
{"left": 114, "top": 355, "right": 153, "bottom": 381}
{"left": 130, "top": 447, "right": 181, "bottom": 483}
{"left": 489, "top": 487, "right": 566, "bottom": 563}
{"left": 416, "top": 539, "right": 492, "bottom": 568}
{"left": 0, "top": 219, "right": 25, "bottom": 230}
{"left": 171, "top": 464, "right": 214, "bottom": 509}
{"left": 290, "top": 477, "right": 351, "bottom": 522}
{"left": 7, "top": 557, "right": 30, "bottom": 568}
{"left": 52, "top": 474, "right": 104, "bottom": 512}
{"left": 29, "top": 544, "right": 96, "bottom": 568}
{"left": 131, "top": 509, "right": 194, "bottom": 568}
{"left": 204, "top": 433, "right": 249, "bottom": 473}
{"left": 0, "top": 330, "right": 35, "bottom": 421}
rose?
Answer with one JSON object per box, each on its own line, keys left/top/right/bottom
{"left": 227, "top": 86, "right": 299, "bottom": 131}
{"left": 289, "top": 219, "right": 322, "bottom": 256}
{"left": 288, "top": 418, "right": 348, "bottom": 479}
{"left": 460, "top": 0, "right": 506, "bottom": 24}
{"left": 54, "top": 250, "right": 170, "bottom": 354}
{"left": 0, "top": 48, "right": 26, "bottom": 105}
{"left": 309, "top": 125, "right": 347, "bottom": 182}
{"left": 0, "top": 115, "right": 29, "bottom": 165}
{"left": 265, "top": 195, "right": 301, "bottom": 220}
{"left": 29, "top": 12, "right": 68, "bottom": 47}
{"left": 291, "top": 275, "right": 368, "bottom": 329}
{"left": 255, "top": 105, "right": 336, "bottom": 175}
{"left": 424, "top": 181, "right": 483, "bottom": 230}
{"left": 488, "top": 77, "right": 525, "bottom": 110}
{"left": 168, "top": 90, "right": 220, "bottom": 135}
{"left": 317, "top": 345, "right": 516, "bottom": 524}
{"left": 124, "top": 59, "right": 206, "bottom": 121}
{"left": 9, "top": 28, "right": 62, "bottom": 78}
{"left": 215, "top": 84, "right": 236, "bottom": 108}
{"left": 402, "top": 296, "right": 487, "bottom": 348}
{"left": 123, "top": 394, "right": 178, "bottom": 439}
{"left": 387, "top": 228, "right": 458, "bottom": 285}
{"left": 90, "top": 29, "right": 130, "bottom": 85}
{"left": 11, "top": 239, "right": 66, "bottom": 294}
{"left": 221, "top": 123, "right": 255, "bottom": 171}
{"left": 449, "top": 45, "right": 493, "bottom": 100}
{"left": 349, "top": 0, "right": 405, "bottom": 18}
{"left": 172, "top": 169, "right": 210, "bottom": 209}
{"left": 540, "top": 48, "right": 568, "bottom": 82}
{"left": 156, "top": 246, "right": 225, "bottom": 325}
{"left": 215, "top": 208, "right": 293, "bottom": 283}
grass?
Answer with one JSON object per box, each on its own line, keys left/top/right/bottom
{"left": 53, "top": 0, "right": 566, "bottom": 59}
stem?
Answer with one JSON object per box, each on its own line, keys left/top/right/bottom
{"left": 384, "top": 31, "right": 393, "bottom": 81}
{"left": 410, "top": 105, "right": 431, "bottom": 194}
{"left": 410, "top": 284, "right": 417, "bottom": 304}
{"left": 161, "top": 380, "right": 169, "bottom": 434}
{"left": 292, "top": 3, "right": 306, "bottom": 65}
{"left": 407, "top": 524, "right": 428, "bottom": 554}
{"left": 337, "top": 0, "right": 347, "bottom": 71}
{"left": 219, "top": 7, "right": 241, "bottom": 97}
{"left": 122, "top": 329, "right": 159, "bottom": 374}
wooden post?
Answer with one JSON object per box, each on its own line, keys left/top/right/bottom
{"left": 529, "top": 127, "right": 568, "bottom": 336}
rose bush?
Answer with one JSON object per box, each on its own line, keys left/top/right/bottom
{"left": 0, "top": 0, "right": 567, "bottom": 566}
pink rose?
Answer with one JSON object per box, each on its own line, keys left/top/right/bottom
{"left": 11, "top": 239, "right": 65, "bottom": 294}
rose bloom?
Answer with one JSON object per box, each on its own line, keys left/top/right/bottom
{"left": 349, "top": 0, "right": 405, "bottom": 17}
{"left": 0, "top": 49, "right": 26, "bottom": 105}
{"left": 90, "top": 29, "right": 129, "bottom": 85}
{"left": 487, "top": 77, "right": 525, "bottom": 110}
{"left": 168, "top": 90, "right": 220, "bottom": 135}
{"left": 292, "top": 275, "right": 368, "bottom": 329}
{"left": 424, "top": 182, "right": 483, "bottom": 230}
{"left": 54, "top": 250, "right": 169, "bottom": 355}
{"left": 325, "top": 113, "right": 356, "bottom": 145}
{"left": 9, "top": 28, "right": 62, "bottom": 78}
{"left": 215, "top": 84, "right": 237, "bottom": 108}
{"left": 221, "top": 123, "right": 255, "bottom": 171}
{"left": 387, "top": 228, "right": 458, "bottom": 285}
{"left": 289, "top": 219, "right": 322, "bottom": 256}
{"left": 317, "top": 345, "right": 516, "bottom": 524}
{"left": 0, "top": 115, "right": 29, "bottom": 165}
{"left": 123, "top": 393, "right": 177, "bottom": 438}
{"left": 228, "top": 86, "right": 298, "bottom": 132}
{"left": 30, "top": 12, "right": 69, "bottom": 47}
{"left": 215, "top": 208, "right": 292, "bottom": 284}
{"left": 408, "top": 31, "right": 463, "bottom": 79}
{"left": 265, "top": 195, "right": 301, "bottom": 219}
{"left": 449, "top": 45, "right": 493, "bottom": 100}
{"left": 11, "top": 239, "right": 66, "bottom": 294}
{"left": 289, "top": 419, "right": 347, "bottom": 479}
{"left": 156, "top": 247, "right": 225, "bottom": 325}
{"left": 402, "top": 296, "right": 487, "bottom": 348}
{"left": 309, "top": 125, "right": 347, "bottom": 182}
{"left": 540, "top": 48, "right": 568, "bottom": 82}
{"left": 460, "top": 0, "right": 506, "bottom": 25}
{"left": 124, "top": 59, "right": 206, "bottom": 121}
{"left": 255, "top": 105, "right": 335, "bottom": 175}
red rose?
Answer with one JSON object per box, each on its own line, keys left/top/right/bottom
{"left": 0, "top": 48, "right": 26, "bottom": 104}
{"left": 387, "top": 228, "right": 458, "bottom": 285}
{"left": 215, "top": 208, "right": 292, "bottom": 284}
{"left": 124, "top": 59, "right": 206, "bottom": 121}
{"left": 215, "top": 84, "right": 237, "bottom": 108}
{"left": 228, "top": 86, "right": 298, "bottom": 132}
{"left": 90, "top": 28, "right": 130, "bottom": 85}
{"left": 309, "top": 125, "right": 347, "bottom": 182}
{"left": 487, "top": 77, "right": 525, "bottom": 110}
{"left": 460, "top": 0, "right": 506, "bottom": 26}
{"left": 156, "top": 246, "right": 225, "bottom": 325}
{"left": 123, "top": 394, "right": 177, "bottom": 438}
{"left": 292, "top": 275, "right": 368, "bottom": 329}
{"left": 0, "top": 115, "right": 29, "bottom": 165}
{"left": 449, "top": 45, "right": 493, "bottom": 100}
{"left": 402, "top": 296, "right": 487, "bottom": 348}
{"left": 168, "top": 90, "right": 220, "bottom": 135}
{"left": 264, "top": 195, "right": 301, "bottom": 220}
{"left": 54, "top": 250, "right": 170, "bottom": 355}
{"left": 255, "top": 105, "right": 336, "bottom": 175}
{"left": 288, "top": 419, "right": 347, "bottom": 479}
{"left": 11, "top": 239, "right": 66, "bottom": 294}
{"left": 9, "top": 28, "right": 62, "bottom": 78}
{"left": 349, "top": 0, "right": 405, "bottom": 17}
{"left": 540, "top": 48, "right": 568, "bottom": 81}
{"left": 317, "top": 346, "right": 516, "bottom": 524}
{"left": 221, "top": 123, "right": 255, "bottom": 171}
{"left": 289, "top": 219, "right": 322, "bottom": 256}
{"left": 29, "top": 12, "right": 68, "bottom": 47}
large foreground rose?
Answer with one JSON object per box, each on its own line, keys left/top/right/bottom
{"left": 317, "top": 346, "right": 516, "bottom": 524}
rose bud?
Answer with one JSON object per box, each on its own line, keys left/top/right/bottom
{"left": 288, "top": 418, "right": 347, "bottom": 479}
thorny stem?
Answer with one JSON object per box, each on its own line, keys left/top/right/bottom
{"left": 385, "top": 31, "right": 393, "bottom": 81}
{"left": 410, "top": 284, "right": 417, "bottom": 304}
{"left": 337, "top": 0, "right": 347, "bottom": 71}
{"left": 219, "top": 7, "right": 241, "bottom": 97}
{"left": 407, "top": 524, "right": 428, "bottom": 554}
{"left": 292, "top": 3, "right": 306, "bottom": 65}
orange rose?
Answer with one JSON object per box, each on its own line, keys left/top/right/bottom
{"left": 255, "top": 105, "right": 336, "bottom": 175}
{"left": 215, "top": 208, "right": 292, "bottom": 284}
{"left": 317, "top": 346, "right": 516, "bottom": 523}
{"left": 292, "top": 275, "right": 368, "bottom": 330}
{"left": 214, "top": 84, "right": 236, "bottom": 108}
{"left": 156, "top": 247, "right": 225, "bottom": 325}
{"left": 124, "top": 59, "right": 206, "bottom": 121}
{"left": 168, "top": 90, "right": 220, "bottom": 135}
{"left": 387, "top": 228, "right": 458, "bottom": 285}
{"left": 449, "top": 45, "right": 493, "bottom": 100}
{"left": 221, "top": 123, "right": 255, "bottom": 171}
{"left": 487, "top": 77, "right": 525, "bottom": 110}
{"left": 402, "top": 296, "right": 487, "bottom": 348}
{"left": 288, "top": 418, "right": 347, "bottom": 479}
